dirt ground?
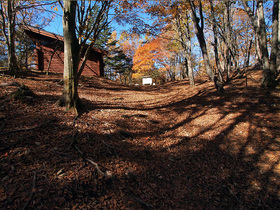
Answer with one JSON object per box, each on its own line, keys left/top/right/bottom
{"left": 0, "top": 69, "right": 280, "bottom": 209}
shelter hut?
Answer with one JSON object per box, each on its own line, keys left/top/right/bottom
{"left": 23, "top": 26, "right": 106, "bottom": 76}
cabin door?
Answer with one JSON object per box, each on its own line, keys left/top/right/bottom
{"left": 38, "top": 50, "right": 44, "bottom": 71}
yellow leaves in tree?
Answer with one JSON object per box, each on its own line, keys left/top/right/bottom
{"left": 51, "top": 6, "right": 58, "bottom": 11}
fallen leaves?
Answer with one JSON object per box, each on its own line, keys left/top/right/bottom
{"left": 0, "top": 70, "right": 280, "bottom": 209}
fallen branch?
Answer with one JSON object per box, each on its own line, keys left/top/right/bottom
{"left": 86, "top": 158, "right": 105, "bottom": 177}
{"left": 0, "top": 81, "right": 21, "bottom": 87}
{"left": 0, "top": 119, "right": 56, "bottom": 135}
{"left": 22, "top": 171, "right": 36, "bottom": 210}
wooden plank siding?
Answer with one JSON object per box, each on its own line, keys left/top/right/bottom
{"left": 23, "top": 26, "right": 105, "bottom": 77}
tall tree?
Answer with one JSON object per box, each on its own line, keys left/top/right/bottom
{"left": 104, "top": 31, "right": 133, "bottom": 83}
{"left": 188, "top": 0, "right": 223, "bottom": 91}
{"left": 278, "top": 0, "right": 280, "bottom": 76}
{"left": 270, "top": 0, "right": 279, "bottom": 79}
{"left": 209, "top": 0, "right": 224, "bottom": 83}
{"left": 0, "top": 0, "right": 20, "bottom": 75}
{"left": 242, "top": 0, "right": 275, "bottom": 87}
{"left": 172, "top": 3, "right": 195, "bottom": 86}
{"left": 57, "top": 0, "right": 111, "bottom": 114}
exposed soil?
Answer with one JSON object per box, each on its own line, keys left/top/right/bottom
{"left": 0, "top": 69, "right": 280, "bottom": 209}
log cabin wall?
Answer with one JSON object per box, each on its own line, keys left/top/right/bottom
{"left": 23, "top": 26, "right": 105, "bottom": 77}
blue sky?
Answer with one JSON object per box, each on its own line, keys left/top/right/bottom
{"left": 43, "top": 4, "right": 132, "bottom": 37}
{"left": 44, "top": 5, "right": 63, "bottom": 35}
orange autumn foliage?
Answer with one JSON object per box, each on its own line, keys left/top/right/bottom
{"left": 133, "top": 32, "right": 178, "bottom": 75}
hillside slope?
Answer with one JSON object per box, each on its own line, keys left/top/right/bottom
{"left": 1, "top": 70, "right": 280, "bottom": 209}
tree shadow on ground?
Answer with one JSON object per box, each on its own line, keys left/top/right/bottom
{"left": 75, "top": 83, "right": 279, "bottom": 208}
{"left": 1, "top": 74, "right": 279, "bottom": 209}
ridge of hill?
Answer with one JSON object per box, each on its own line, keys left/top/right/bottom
{"left": 0, "top": 69, "right": 280, "bottom": 209}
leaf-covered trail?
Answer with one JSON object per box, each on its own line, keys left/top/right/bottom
{"left": 1, "top": 70, "right": 280, "bottom": 209}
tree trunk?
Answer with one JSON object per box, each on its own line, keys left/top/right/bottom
{"left": 185, "top": 11, "right": 195, "bottom": 87}
{"left": 224, "top": 0, "right": 235, "bottom": 81}
{"left": 210, "top": 0, "right": 224, "bottom": 83}
{"left": 57, "top": 0, "right": 81, "bottom": 115}
{"left": 189, "top": 0, "right": 223, "bottom": 91}
{"left": 257, "top": 1, "right": 274, "bottom": 87}
{"left": 173, "top": 9, "right": 195, "bottom": 86}
{"left": 182, "top": 59, "right": 187, "bottom": 79}
{"left": 278, "top": 0, "right": 280, "bottom": 76}
{"left": 244, "top": 39, "right": 252, "bottom": 68}
{"left": 270, "top": 0, "right": 279, "bottom": 78}
{"left": 242, "top": 0, "right": 275, "bottom": 87}
{"left": 7, "top": 0, "right": 19, "bottom": 76}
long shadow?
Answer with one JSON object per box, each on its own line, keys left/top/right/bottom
{"left": 1, "top": 77, "right": 279, "bottom": 209}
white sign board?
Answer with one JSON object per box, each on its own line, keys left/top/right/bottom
{"left": 142, "top": 77, "right": 153, "bottom": 85}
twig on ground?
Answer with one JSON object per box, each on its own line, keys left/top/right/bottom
{"left": 66, "top": 130, "right": 84, "bottom": 155}
{"left": 0, "top": 119, "right": 7, "bottom": 131}
{"left": 0, "top": 82, "right": 21, "bottom": 87}
{"left": 0, "top": 119, "right": 56, "bottom": 135}
{"left": 74, "top": 145, "right": 84, "bottom": 155}
{"left": 100, "top": 139, "right": 118, "bottom": 156}
{"left": 67, "top": 130, "right": 78, "bottom": 150}
{"left": 55, "top": 151, "right": 71, "bottom": 157}
{"left": 37, "top": 174, "right": 50, "bottom": 184}
{"left": 72, "top": 116, "right": 78, "bottom": 126}
{"left": 129, "top": 190, "right": 153, "bottom": 209}
{"left": 22, "top": 171, "right": 37, "bottom": 210}
{"left": 86, "top": 158, "right": 105, "bottom": 177}
{"left": 222, "top": 184, "right": 243, "bottom": 207}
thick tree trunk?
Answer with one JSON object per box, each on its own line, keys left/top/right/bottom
{"left": 7, "top": 39, "right": 19, "bottom": 75}
{"left": 57, "top": 0, "right": 82, "bottom": 114}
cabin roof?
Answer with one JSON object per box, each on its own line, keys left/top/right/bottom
{"left": 22, "top": 25, "right": 107, "bottom": 55}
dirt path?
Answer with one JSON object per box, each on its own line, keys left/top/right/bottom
{"left": 1, "top": 70, "right": 280, "bottom": 209}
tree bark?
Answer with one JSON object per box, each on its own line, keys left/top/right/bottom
{"left": 257, "top": 1, "right": 274, "bottom": 87}
{"left": 278, "top": 0, "right": 280, "bottom": 76}
{"left": 224, "top": 0, "right": 231, "bottom": 81}
{"left": 270, "top": 0, "right": 279, "bottom": 78}
{"left": 57, "top": 0, "right": 81, "bottom": 114}
{"left": 2, "top": 0, "right": 20, "bottom": 76}
{"left": 242, "top": 0, "right": 275, "bottom": 87}
{"left": 173, "top": 9, "right": 195, "bottom": 86}
{"left": 185, "top": 11, "right": 195, "bottom": 87}
{"left": 189, "top": 0, "right": 223, "bottom": 91}
{"left": 209, "top": 0, "right": 224, "bottom": 83}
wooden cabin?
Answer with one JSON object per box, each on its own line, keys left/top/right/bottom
{"left": 23, "top": 26, "right": 106, "bottom": 76}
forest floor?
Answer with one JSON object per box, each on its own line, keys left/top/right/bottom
{"left": 0, "top": 69, "right": 280, "bottom": 209}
